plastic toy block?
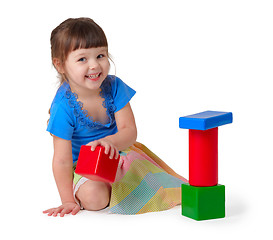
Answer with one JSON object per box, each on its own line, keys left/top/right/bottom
{"left": 182, "top": 184, "right": 225, "bottom": 221}
{"left": 75, "top": 145, "right": 120, "bottom": 183}
{"left": 179, "top": 111, "right": 233, "bottom": 130}
{"left": 189, "top": 127, "right": 218, "bottom": 186}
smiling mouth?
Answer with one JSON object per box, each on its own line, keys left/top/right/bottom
{"left": 85, "top": 73, "right": 101, "bottom": 80}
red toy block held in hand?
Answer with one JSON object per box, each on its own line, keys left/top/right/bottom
{"left": 75, "top": 145, "right": 120, "bottom": 183}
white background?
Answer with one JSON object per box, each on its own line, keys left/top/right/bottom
{"left": 1, "top": 0, "right": 272, "bottom": 239}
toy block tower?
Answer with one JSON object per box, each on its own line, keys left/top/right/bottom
{"left": 179, "top": 111, "right": 233, "bottom": 220}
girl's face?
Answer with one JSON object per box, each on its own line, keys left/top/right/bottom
{"left": 63, "top": 47, "right": 110, "bottom": 93}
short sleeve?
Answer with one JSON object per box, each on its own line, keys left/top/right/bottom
{"left": 111, "top": 76, "right": 136, "bottom": 112}
{"left": 47, "top": 100, "right": 74, "bottom": 140}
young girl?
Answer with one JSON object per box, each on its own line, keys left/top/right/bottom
{"left": 44, "top": 17, "right": 187, "bottom": 217}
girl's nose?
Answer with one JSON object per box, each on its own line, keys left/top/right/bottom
{"left": 89, "top": 60, "right": 99, "bottom": 70}
{"left": 89, "top": 65, "right": 96, "bottom": 70}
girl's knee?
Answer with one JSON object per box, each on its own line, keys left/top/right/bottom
{"left": 76, "top": 181, "right": 111, "bottom": 211}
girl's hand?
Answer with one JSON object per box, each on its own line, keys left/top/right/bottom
{"left": 86, "top": 139, "right": 119, "bottom": 160}
{"left": 43, "top": 202, "right": 80, "bottom": 217}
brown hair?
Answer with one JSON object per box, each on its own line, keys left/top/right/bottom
{"left": 50, "top": 17, "right": 108, "bottom": 84}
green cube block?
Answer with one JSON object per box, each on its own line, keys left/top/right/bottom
{"left": 182, "top": 184, "right": 225, "bottom": 221}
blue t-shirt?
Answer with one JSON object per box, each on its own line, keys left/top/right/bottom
{"left": 47, "top": 75, "right": 136, "bottom": 163}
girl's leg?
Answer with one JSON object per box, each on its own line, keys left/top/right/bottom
{"left": 75, "top": 180, "right": 111, "bottom": 211}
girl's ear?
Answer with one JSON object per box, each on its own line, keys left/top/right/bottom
{"left": 53, "top": 58, "right": 65, "bottom": 73}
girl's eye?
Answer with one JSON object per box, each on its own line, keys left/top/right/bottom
{"left": 78, "top": 57, "right": 86, "bottom": 62}
{"left": 97, "top": 54, "right": 105, "bottom": 59}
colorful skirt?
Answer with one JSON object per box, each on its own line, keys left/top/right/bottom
{"left": 74, "top": 142, "right": 188, "bottom": 215}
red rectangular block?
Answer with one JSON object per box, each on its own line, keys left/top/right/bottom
{"left": 189, "top": 127, "right": 218, "bottom": 187}
{"left": 75, "top": 145, "right": 120, "bottom": 183}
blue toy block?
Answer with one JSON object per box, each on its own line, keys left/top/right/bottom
{"left": 179, "top": 111, "right": 233, "bottom": 130}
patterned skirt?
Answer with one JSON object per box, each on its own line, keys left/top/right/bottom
{"left": 73, "top": 142, "right": 188, "bottom": 215}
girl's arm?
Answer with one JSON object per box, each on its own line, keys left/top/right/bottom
{"left": 105, "top": 102, "right": 137, "bottom": 150}
{"left": 43, "top": 136, "right": 80, "bottom": 217}
{"left": 88, "top": 103, "right": 137, "bottom": 157}
{"left": 52, "top": 136, "right": 75, "bottom": 203}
